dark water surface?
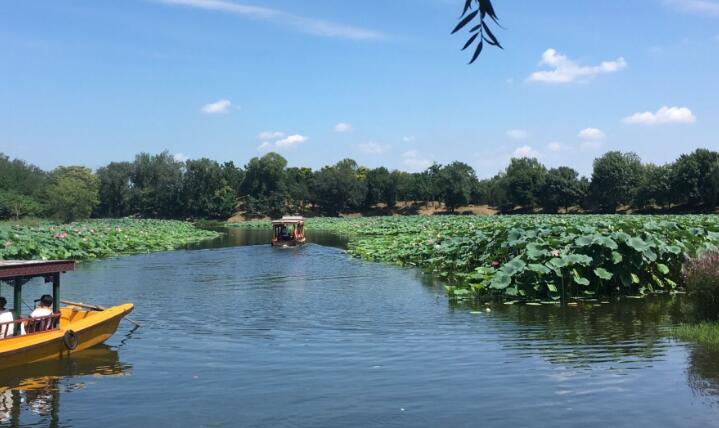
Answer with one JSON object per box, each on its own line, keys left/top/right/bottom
{"left": 2, "top": 229, "right": 719, "bottom": 427}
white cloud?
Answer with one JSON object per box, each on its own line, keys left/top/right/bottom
{"left": 622, "top": 106, "right": 696, "bottom": 125}
{"left": 507, "top": 129, "right": 530, "bottom": 140}
{"left": 275, "top": 134, "right": 308, "bottom": 148}
{"left": 257, "top": 133, "right": 307, "bottom": 151}
{"left": 334, "top": 122, "right": 353, "bottom": 133}
{"left": 358, "top": 142, "right": 389, "bottom": 155}
{"left": 158, "top": 0, "right": 385, "bottom": 40}
{"left": 512, "top": 145, "right": 540, "bottom": 158}
{"left": 401, "top": 151, "right": 432, "bottom": 172}
{"left": 547, "top": 142, "right": 565, "bottom": 152}
{"left": 173, "top": 153, "right": 189, "bottom": 162}
{"left": 528, "top": 49, "right": 627, "bottom": 84}
{"left": 258, "top": 131, "right": 286, "bottom": 141}
{"left": 402, "top": 136, "right": 416, "bottom": 143}
{"left": 665, "top": 0, "right": 719, "bottom": 16}
{"left": 578, "top": 128, "right": 606, "bottom": 141}
{"left": 200, "top": 99, "right": 232, "bottom": 114}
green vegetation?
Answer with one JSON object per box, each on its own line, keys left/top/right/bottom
{"left": 683, "top": 250, "right": 719, "bottom": 320}
{"left": 0, "top": 219, "right": 218, "bottom": 260}
{"left": 2, "top": 148, "right": 719, "bottom": 223}
{"left": 255, "top": 215, "right": 719, "bottom": 301}
{"left": 674, "top": 323, "right": 719, "bottom": 349}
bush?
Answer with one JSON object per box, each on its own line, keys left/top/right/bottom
{"left": 683, "top": 250, "right": 719, "bottom": 320}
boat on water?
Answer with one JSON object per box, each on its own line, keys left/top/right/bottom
{"left": 0, "top": 260, "right": 134, "bottom": 370}
{"left": 271, "top": 216, "right": 307, "bottom": 247}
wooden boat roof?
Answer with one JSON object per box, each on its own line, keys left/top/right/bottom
{"left": 271, "top": 216, "right": 305, "bottom": 225}
{"left": 0, "top": 260, "right": 75, "bottom": 279}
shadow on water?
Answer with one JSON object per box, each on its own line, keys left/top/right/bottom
{"left": 0, "top": 345, "right": 131, "bottom": 427}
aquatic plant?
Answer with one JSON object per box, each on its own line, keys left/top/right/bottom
{"left": 674, "top": 322, "right": 719, "bottom": 349}
{"left": 683, "top": 250, "right": 719, "bottom": 320}
{"left": 0, "top": 219, "right": 218, "bottom": 260}
{"left": 260, "top": 215, "right": 719, "bottom": 301}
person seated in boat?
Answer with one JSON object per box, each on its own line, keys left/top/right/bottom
{"left": 27, "top": 295, "right": 55, "bottom": 332}
{"left": 280, "top": 225, "right": 291, "bottom": 240}
{"left": 0, "top": 297, "right": 14, "bottom": 339}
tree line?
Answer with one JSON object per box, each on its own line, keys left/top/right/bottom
{"left": 1, "top": 149, "right": 718, "bottom": 222}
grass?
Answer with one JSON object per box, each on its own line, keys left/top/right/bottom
{"left": 673, "top": 322, "right": 719, "bottom": 348}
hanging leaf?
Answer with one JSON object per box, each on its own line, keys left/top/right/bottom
{"left": 452, "top": 10, "right": 479, "bottom": 34}
{"left": 462, "top": 33, "right": 479, "bottom": 51}
{"left": 469, "top": 40, "right": 484, "bottom": 64}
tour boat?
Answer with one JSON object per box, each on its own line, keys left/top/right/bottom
{"left": 0, "top": 260, "right": 134, "bottom": 370}
{"left": 271, "top": 216, "right": 307, "bottom": 247}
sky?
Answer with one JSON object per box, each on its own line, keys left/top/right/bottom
{"left": 1, "top": 0, "right": 718, "bottom": 178}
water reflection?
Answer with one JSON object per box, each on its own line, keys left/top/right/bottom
{"left": 0, "top": 346, "right": 130, "bottom": 427}
{"left": 687, "top": 346, "right": 719, "bottom": 406}
{"left": 459, "top": 296, "right": 686, "bottom": 366}
{"left": 188, "top": 227, "right": 348, "bottom": 250}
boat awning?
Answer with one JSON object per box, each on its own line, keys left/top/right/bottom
{"left": 0, "top": 260, "right": 75, "bottom": 280}
{"left": 271, "top": 216, "right": 305, "bottom": 225}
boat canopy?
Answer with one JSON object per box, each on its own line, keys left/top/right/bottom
{"left": 271, "top": 216, "right": 305, "bottom": 225}
{"left": 0, "top": 260, "right": 75, "bottom": 318}
{"left": 0, "top": 260, "right": 75, "bottom": 280}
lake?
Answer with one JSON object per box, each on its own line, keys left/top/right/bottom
{"left": 1, "top": 229, "right": 718, "bottom": 427}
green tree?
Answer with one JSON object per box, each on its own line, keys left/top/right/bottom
{"left": 240, "top": 153, "right": 289, "bottom": 217}
{"left": 589, "top": 151, "right": 643, "bottom": 213}
{"left": 410, "top": 165, "right": 440, "bottom": 206}
{"left": 183, "top": 158, "right": 236, "bottom": 219}
{"left": 129, "top": 152, "right": 184, "bottom": 218}
{"left": 437, "top": 162, "right": 477, "bottom": 212}
{"left": 365, "top": 167, "right": 391, "bottom": 207}
{"left": 312, "top": 159, "right": 367, "bottom": 215}
{"left": 47, "top": 166, "right": 99, "bottom": 222}
{"left": 0, "top": 153, "right": 48, "bottom": 218}
{"left": 504, "top": 157, "right": 547, "bottom": 210}
{"left": 96, "top": 161, "right": 133, "bottom": 217}
{"left": 671, "top": 149, "right": 719, "bottom": 208}
{"left": 0, "top": 191, "right": 43, "bottom": 220}
{"left": 222, "top": 161, "right": 245, "bottom": 196}
{"left": 634, "top": 163, "right": 673, "bottom": 210}
{"left": 283, "top": 167, "right": 313, "bottom": 214}
{"left": 539, "top": 167, "right": 587, "bottom": 213}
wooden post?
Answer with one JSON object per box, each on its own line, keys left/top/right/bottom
{"left": 52, "top": 272, "right": 60, "bottom": 313}
{"left": 13, "top": 278, "right": 21, "bottom": 336}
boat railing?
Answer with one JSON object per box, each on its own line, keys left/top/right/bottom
{"left": 0, "top": 313, "right": 61, "bottom": 339}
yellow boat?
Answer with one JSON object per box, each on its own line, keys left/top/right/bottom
{"left": 0, "top": 260, "right": 134, "bottom": 371}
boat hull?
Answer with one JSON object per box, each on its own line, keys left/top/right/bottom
{"left": 271, "top": 238, "right": 307, "bottom": 247}
{"left": 0, "top": 303, "right": 134, "bottom": 370}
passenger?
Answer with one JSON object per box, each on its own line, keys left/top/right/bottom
{"left": 0, "top": 297, "right": 14, "bottom": 338}
{"left": 28, "top": 295, "right": 55, "bottom": 332}
{"left": 30, "top": 295, "right": 54, "bottom": 319}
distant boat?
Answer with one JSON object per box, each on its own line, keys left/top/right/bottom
{"left": 0, "top": 260, "right": 134, "bottom": 370}
{"left": 271, "top": 216, "right": 307, "bottom": 247}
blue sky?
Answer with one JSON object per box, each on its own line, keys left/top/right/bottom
{"left": 1, "top": 0, "right": 718, "bottom": 178}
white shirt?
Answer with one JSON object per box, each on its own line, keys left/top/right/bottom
{"left": 0, "top": 310, "right": 14, "bottom": 338}
{"left": 30, "top": 307, "right": 53, "bottom": 318}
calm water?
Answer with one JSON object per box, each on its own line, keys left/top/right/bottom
{"left": 1, "top": 229, "right": 719, "bottom": 427}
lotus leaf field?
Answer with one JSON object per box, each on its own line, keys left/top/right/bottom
{"left": 236, "top": 215, "right": 719, "bottom": 301}
{"left": 0, "top": 219, "right": 219, "bottom": 260}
